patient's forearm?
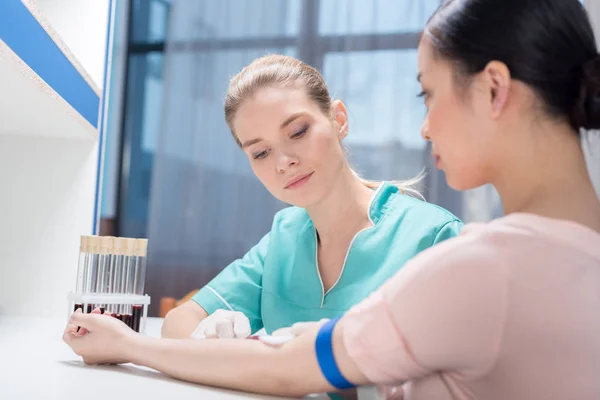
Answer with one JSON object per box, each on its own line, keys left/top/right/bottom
{"left": 128, "top": 330, "right": 332, "bottom": 397}
{"left": 129, "top": 320, "right": 369, "bottom": 397}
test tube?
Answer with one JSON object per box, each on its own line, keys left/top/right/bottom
{"left": 107, "top": 237, "right": 123, "bottom": 317}
{"left": 84, "top": 236, "right": 100, "bottom": 313}
{"left": 132, "top": 238, "right": 148, "bottom": 332}
{"left": 120, "top": 238, "right": 137, "bottom": 328}
{"left": 74, "top": 236, "right": 90, "bottom": 311}
{"left": 94, "top": 236, "right": 113, "bottom": 313}
{"left": 115, "top": 238, "right": 130, "bottom": 321}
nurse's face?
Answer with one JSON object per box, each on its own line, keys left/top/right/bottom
{"left": 233, "top": 86, "right": 348, "bottom": 207}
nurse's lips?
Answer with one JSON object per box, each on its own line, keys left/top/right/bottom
{"left": 284, "top": 172, "right": 314, "bottom": 189}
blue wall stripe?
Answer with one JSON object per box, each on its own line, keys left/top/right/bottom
{"left": 93, "top": 0, "right": 116, "bottom": 235}
{"left": 0, "top": 0, "right": 100, "bottom": 128}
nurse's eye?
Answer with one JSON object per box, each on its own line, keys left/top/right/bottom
{"left": 252, "top": 149, "right": 269, "bottom": 160}
{"left": 291, "top": 125, "right": 308, "bottom": 139}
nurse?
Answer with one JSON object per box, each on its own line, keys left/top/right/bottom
{"left": 161, "top": 54, "right": 463, "bottom": 339}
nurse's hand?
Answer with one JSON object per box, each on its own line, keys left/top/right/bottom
{"left": 271, "top": 318, "right": 329, "bottom": 340}
{"left": 191, "top": 309, "right": 251, "bottom": 339}
{"left": 63, "top": 309, "right": 136, "bottom": 365}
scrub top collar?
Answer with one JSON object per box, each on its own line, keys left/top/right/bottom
{"left": 302, "top": 181, "right": 398, "bottom": 234}
{"left": 368, "top": 182, "right": 398, "bottom": 225}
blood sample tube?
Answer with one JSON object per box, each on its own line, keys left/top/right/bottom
{"left": 95, "top": 236, "right": 113, "bottom": 313}
{"left": 132, "top": 238, "right": 148, "bottom": 332}
{"left": 107, "top": 237, "right": 123, "bottom": 317}
{"left": 84, "top": 236, "right": 100, "bottom": 313}
{"left": 120, "top": 238, "right": 136, "bottom": 327}
{"left": 74, "top": 235, "right": 89, "bottom": 311}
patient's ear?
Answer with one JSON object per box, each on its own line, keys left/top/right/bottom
{"left": 482, "top": 61, "right": 511, "bottom": 119}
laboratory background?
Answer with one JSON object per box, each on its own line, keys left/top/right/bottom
{"left": 108, "top": 0, "right": 478, "bottom": 317}
{"left": 108, "top": 0, "right": 599, "bottom": 317}
{"left": 0, "top": 0, "right": 598, "bottom": 320}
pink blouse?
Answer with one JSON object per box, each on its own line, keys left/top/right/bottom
{"left": 343, "top": 213, "right": 600, "bottom": 399}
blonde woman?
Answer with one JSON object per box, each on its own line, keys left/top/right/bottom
{"left": 159, "top": 54, "right": 462, "bottom": 340}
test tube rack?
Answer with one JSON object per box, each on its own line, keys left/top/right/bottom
{"left": 68, "top": 235, "right": 151, "bottom": 334}
{"left": 67, "top": 292, "right": 151, "bottom": 334}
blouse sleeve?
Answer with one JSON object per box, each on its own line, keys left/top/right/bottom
{"left": 340, "top": 234, "right": 509, "bottom": 384}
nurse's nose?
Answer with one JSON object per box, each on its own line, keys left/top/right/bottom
{"left": 276, "top": 151, "right": 299, "bottom": 173}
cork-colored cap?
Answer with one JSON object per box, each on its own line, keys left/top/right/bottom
{"left": 79, "top": 235, "right": 89, "bottom": 252}
{"left": 113, "top": 237, "right": 124, "bottom": 255}
{"left": 87, "top": 236, "right": 100, "bottom": 254}
{"left": 123, "top": 238, "right": 136, "bottom": 256}
{"left": 135, "top": 239, "right": 148, "bottom": 257}
{"left": 99, "top": 236, "right": 113, "bottom": 254}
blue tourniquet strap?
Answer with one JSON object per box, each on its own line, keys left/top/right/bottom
{"left": 315, "top": 317, "right": 355, "bottom": 390}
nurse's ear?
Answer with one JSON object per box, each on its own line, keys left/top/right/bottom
{"left": 331, "top": 100, "right": 349, "bottom": 141}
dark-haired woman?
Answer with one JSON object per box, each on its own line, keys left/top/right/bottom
{"left": 63, "top": 0, "right": 600, "bottom": 398}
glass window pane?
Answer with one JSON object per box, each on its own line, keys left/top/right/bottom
{"left": 120, "top": 53, "right": 165, "bottom": 238}
{"left": 168, "top": 0, "right": 301, "bottom": 41}
{"left": 131, "top": 0, "right": 170, "bottom": 43}
{"left": 319, "top": 0, "right": 441, "bottom": 35}
{"left": 140, "top": 54, "right": 165, "bottom": 153}
{"left": 323, "top": 50, "right": 426, "bottom": 182}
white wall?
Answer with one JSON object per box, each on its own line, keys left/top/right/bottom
{"left": 0, "top": 0, "right": 110, "bottom": 317}
{"left": 0, "top": 136, "right": 98, "bottom": 317}
{"left": 31, "top": 0, "right": 111, "bottom": 90}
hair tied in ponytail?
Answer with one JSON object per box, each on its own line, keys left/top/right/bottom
{"left": 572, "top": 55, "right": 600, "bottom": 131}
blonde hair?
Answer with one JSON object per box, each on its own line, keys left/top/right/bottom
{"left": 224, "top": 54, "right": 424, "bottom": 199}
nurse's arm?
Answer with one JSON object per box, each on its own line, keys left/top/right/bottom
{"left": 129, "top": 321, "right": 370, "bottom": 397}
{"left": 161, "top": 300, "right": 208, "bottom": 339}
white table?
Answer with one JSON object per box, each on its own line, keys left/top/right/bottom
{"left": 0, "top": 316, "right": 328, "bottom": 400}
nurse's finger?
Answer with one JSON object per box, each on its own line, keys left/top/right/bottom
{"left": 216, "top": 319, "right": 235, "bottom": 338}
{"left": 203, "top": 320, "right": 219, "bottom": 339}
{"left": 191, "top": 328, "right": 206, "bottom": 339}
{"left": 212, "top": 309, "right": 235, "bottom": 320}
{"left": 289, "top": 322, "right": 315, "bottom": 336}
{"left": 271, "top": 326, "right": 294, "bottom": 337}
{"left": 290, "top": 319, "right": 329, "bottom": 336}
{"left": 233, "top": 313, "right": 251, "bottom": 339}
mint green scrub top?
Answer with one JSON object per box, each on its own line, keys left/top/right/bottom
{"left": 192, "top": 182, "right": 463, "bottom": 334}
